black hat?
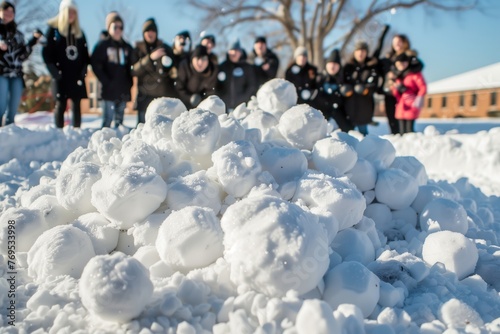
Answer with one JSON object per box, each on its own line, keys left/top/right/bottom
{"left": 326, "top": 49, "right": 341, "bottom": 64}
{"left": 254, "top": 36, "right": 266, "bottom": 44}
{"left": 229, "top": 39, "right": 242, "bottom": 51}
{"left": 0, "top": 1, "right": 15, "bottom": 13}
{"left": 354, "top": 41, "right": 369, "bottom": 51}
{"left": 191, "top": 45, "right": 209, "bottom": 59}
{"left": 394, "top": 52, "right": 410, "bottom": 63}
{"left": 201, "top": 34, "right": 216, "bottom": 46}
{"left": 176, "top": 30, "right": 190, "bottom": 40}
{"left": 142, "top": 18, "right": 157, "bottom": 34}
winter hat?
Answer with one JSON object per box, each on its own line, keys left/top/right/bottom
{"left": 294, "top": 46, "right": 307, "bottom": 59}
{"left": 105, "top": 11, "right": 123, "bottom": 30}
{"left": 326, "top": 49, "right": 341, "bottom": 64}
{"left": 229, "top": 39, "right": 242, "bottom": 51}
{"left": 176, "top": 30, "right": 191, "bottom": 40}
{"left": 255, "top": 36, "right": 267, "bottom": 44}
{"left": 59, "top": 0, "right": 77, "bottom": 12}
{"left": 394, "top": 52, "right": 411, "bottom": 63}
{"left": 200, "top": 33, "right": 216, "bottom": 46}
{"left": 142, "top": 18, "right": 157, "bottom": 33}
{"left": 0, "top": 1, "right": 15, "bottom": 13}
{"left": 354, "top": 41, "right": 369, "bottom": 51}
{"left": 191, "top": 45, "right": 209, "bottom": 59}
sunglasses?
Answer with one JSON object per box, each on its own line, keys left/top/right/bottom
{"left": 113, "top": 25, "right": 123, "bottom": 31}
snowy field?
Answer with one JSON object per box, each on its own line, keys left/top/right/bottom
{"left": 1, "top": 79, "right": 500, "bottom": 333}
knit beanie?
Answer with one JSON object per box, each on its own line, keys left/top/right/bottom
{"left": 191, "top": 45, "right": 209, "bottom": 59}
{"left": 59, "top": 0, "right": 77, "bottom": 12}
{"left": 200, "top": 33, "right": 216, "bottom": 46}
{"left": 354, "top": 41, "right": 369, "bottom": 51}
{"left": 254, "top": 36, "right": 266, "bottom": 44}
{"left": 176, "top": 30, "right": 190, "bottom": 40}
{"left": 294, "top": 46, "right": 307, "bottom": 59}
{"left": 229, "top": 39, "right": 242, "bottom": 51}
{"left": 0, "top": 1, "right": 15, "bottom": 13}
{"left": 142, "top": 18, "right": 157, "bottom": 34}
{"left": 326, "top": 49, "right": 341, "bottom": 64}
{"left": 394, "top": 52, "right": 411, "bottom": 63}
{"left": 105, "top": 11, "right": 123, "bottom": 31}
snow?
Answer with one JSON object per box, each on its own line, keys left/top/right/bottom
{"left": 1, "top": 78, "right": 500, "bottom": 333}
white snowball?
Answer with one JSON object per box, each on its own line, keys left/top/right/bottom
{"left": 330, "top": 131, "right": 359, "bottom": 149}
{"left": 420, "top": 198, "right": 468, "bottom": 234}
{"left": 0, "top": 208, "right": 48, "bottom": 252}
{"left": 310, "top": 207, "right": 340, "bottom": 244}
{"left": 260, "top": 146, "right": 307, "bottom": 184}
{"left": 19, "top": 183, "right": 55, "bottom": 208}
{"left": 312, "top": 137, "right": 358, "bottom": 176}
{"left": 296, "top": 299, "right": 340, "bottom": 334}
{"left": 375, "top": 169, "right": 419, "bottom": 210}
{"left": 333, "top": 304, "right": 366, "bottom": 334}
{"left": 256, "top": 78, "right": 297, "bottom": 119}
{"left": 346, "top": 158, "right": 377, "bottom": 192}
{"left": 56, "top": 162, "right": 101, "bottom": 215}
{"left": 91, "top": 164, "right": 167, "bottom": 229}
{"left": 422, "top": 231, "right": 478, "bottom": 280}
{"left": 115, "top": 229, "right": 138, "bottom": 255}
{"left": 166, "top": 170, "right": 223, "bottom": 214}
{"left": 87, "top": 128, "right": 121, "bottom": 163}
{"left": 323, "top": 261, "right": 380, "bottom": 317}
{"left": 141, "top": 114, "right": 174, "bottom": 146}
{"left": 221, "top": 196, "right": 329, "bottom": 297}
{"left": 111, "top": 139, "right": 163, "bottom": 175}
{"left": 240, "top": 109, "right": 280, "bottom": 142}
{"left": 28, "top": 225, "right": 95, "bottom": 281}
{"left": 211, "top": 140, "right": 262, "bottom": 197}
{"left": 390, "top": 156, "right": 428, "bottom": 186}
{"left": 356, "top": 135, "right": 396, "bottom": 171}
{"left": 60, "top": 146, "right": 100, "bottom": 172}
{"left": 364, "top": 203, "right": 394, "bottom": 233}
{"left": 79, "top": 252, "right": 153, "bottom": 323}
{"left": 438, "top": 298, "right": 484, "bottom": 328}
{"left": 377, "top": 307, "right": 411, "bottom": 331}
{"left": 156, "top": 206, "right": 223, "bottom": 272}
{"left": 331, "top": 228, "right": 375, "bottom": 265}
{"left": 217, "top": 114, "right": 246, "bottom": 148}
{"left": 293, "top": 172, "right": 366, "bottom": 231}
{"left": 172, "top": 108, "right": 221, "bottom": 156}
{"left": 72, "top": 212, "right": 119, "bottom": 255}
{"left": 278, "top": 104, "right": 328, "bottom": 150}
{"left": 30, "top": 195, "right": 78, "bottom": 227}
{"left": 130, "top": 213, "right": 166, "bottom": 248}
{"left": 411, "top": 184, "right": 445, "bottom": 214}
{"left": 392, "top": 207, "right": 418, "bottom": 229}
{"left": 198, "top": 95, "right": 226, "bottom": 116}
{"left": 145, "top": 97, "right": 187, "bottom": 123}
{"left": 133, "top": 245, "right": 161, "bottom": 269}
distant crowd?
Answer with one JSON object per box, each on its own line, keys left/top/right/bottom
{"left": 0, "top": 0, "right": 427, "bottom": 135}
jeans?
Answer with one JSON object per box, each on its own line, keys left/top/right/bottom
{"left": 102, "top": 100, "right": 126, "bottom": 128}
{"left": 0, "top": 76, "right": 24, "bottom": 126}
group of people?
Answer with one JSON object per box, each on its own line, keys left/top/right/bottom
{"left": 0, "top": 0, "right": 426, "bottom": 135}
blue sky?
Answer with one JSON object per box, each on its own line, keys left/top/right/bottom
{"left": 73, "top": 0, "right": 500, "bottom": 83}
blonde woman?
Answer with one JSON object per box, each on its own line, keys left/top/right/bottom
{"left": 42, "top": 0, "right": 89, "bottom": 128}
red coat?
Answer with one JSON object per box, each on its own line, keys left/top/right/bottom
{"left": 392, "top": 71, "right": 427, "bottom": 120}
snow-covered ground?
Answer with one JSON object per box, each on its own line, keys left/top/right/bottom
{"left": 1, "top": 79, "right": 499, "bottom": 333}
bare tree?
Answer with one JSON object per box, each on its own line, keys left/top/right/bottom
{"left": 185, "top": 0, "right": 489, "bottom": 69}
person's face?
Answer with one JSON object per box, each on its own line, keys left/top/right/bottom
{"left": 109, "top": 21, "right": 123, "bottom": 41}
{"left": 192, "top": 56, "right": 209, "bottom": 72}
{"left": 0, "top": 6, "right": 15, "bottom": 24}
{"left": 175, "top": 35, "right": 187, "bottom": 50}
{"left": 295, "top": 54, "right": 307, "bottom": 67}
{"left": 144, "top": 30, "right": 157, "bottom": 44}
{"left": 228, "top": 49, "right": 242, "bottom": 63}
{"left": 68, "top": 8, "right": 77, "bottom": 24}
{"left": 254, "top": 41, "right": 267, "bottom": 56}
{"left": 392, "top": 37, "right": 405, "bottom": 54}
{"left": 395, "top": 60, "right": 409, "bottom": 72}
{"left": 354, "top": 49, "right": 367, "bottom": 63}
{"left": 326, "top": 62, "right": 340, "bottom": 76}
{"left": 201, "top": 38, "right": 214, "bottom": 53}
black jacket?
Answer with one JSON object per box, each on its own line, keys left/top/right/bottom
{"left": 91, "top": 37, "right": 134, "bottom": 102}
{"left": 132, "top": 39, "right": 177, "bottom": 110}
{"left": 248, "top": 48, "right": 279, "bottom": 87}
{"left": 216, "top": 58, "right": 258, "bottom": 110}
{"left": 285, "top": 62, "right": 319, "bottom": 106}
{"left": 42, "top": 26, "right": 90, "bottom": 100}
{"left": 0, "top": 21, "right": 37, "bottom": 78}
{"left": 176, "top": 58, "right": 217, "bottom": 109}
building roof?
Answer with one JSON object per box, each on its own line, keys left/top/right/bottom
{"left": 427, "top": 62, "right": 500, "bottom": 95}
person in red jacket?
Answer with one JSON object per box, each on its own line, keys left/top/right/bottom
{"left": 390, "top": 52, "right": 427, "bottom": 134}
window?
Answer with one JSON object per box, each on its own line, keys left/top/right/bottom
{"left": 459, "top": 94, "right": 464, "bottom": 107}
{"left": 491, "top": 92, "right": 497, "bottom": 106}
{"left": 427, "top": 97, "right": 432, "bottom": 108}
{"left": 442, "top": 96, "right": 447, "bottom": 108}
{"left": 471, "top": 93, "right": 477, "bottom": 107}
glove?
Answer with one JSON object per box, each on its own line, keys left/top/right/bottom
{"left": 190, "top": 94, "right": 202, "bottom": 107}
{"left": 413, "top": 96, "right": 424, "bottom": 109}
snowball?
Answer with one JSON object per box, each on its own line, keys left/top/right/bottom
{"left": 312, "top": 137, "right": 358, "bottom": 176}
{"left": 310, "top": 207, "right": 340, "bottom": 244}
{"left": 166, "top": 170, "right": 223, "bottom": 214}
{"left": 346, "top": 158, "right": 377, "bottom": 192}
{"left": 422, "top": 231, "right": 478, "bottom": 280}
{"left": 156, "top": 206, "right": 223, "bottom": 272}
{"left": 171, "top": 108, "right": 221, "bottom": 156}
{"left": 142, "top": 113, "right": 174, "bottom": 144}
{"left": 145, "top": 97, "right": 187, "bottom": 123}
{"left": 375, "top": 169, "right": 419, "bottom": 210}
{"left": 293, "top": 172, "right": 366, "bottom": 230}
{"left": 28, "top": 225, "right": 95, "bottom": 281}
{"left": 419, "top": 198, "right": 468, "bottom": 234}
{"left": 211, "top": 140, "right": 262, "bottom": 197}
{"left": 260, "top": 146, "right": 307, "bottom": 184}
{"left": 221, "top": 196, "right": 329, "bottom": 297}
{"left": 91, "top": 164, "right": 167, "bottom": 229}
{"left": 278, "top": 104, "right": 328, "bottom": 150}
{"left": 133, "top": 246, "right": 161, "bottom": 269}
{"left": 56, "top": 162, "right": 101, "bottom": 215}
{"left": 438, "top": 298, "right": 484, "bottom": 328}
{"left": 411, "top": 184, "right": 445, "bottom": 214}
{"left": 323, "top": 261, "right": 380, "bottom": 317}
{"left": 356, "top": 135, "right": 396, "bottom": 171}
{"left": 72, "top": 212, "right": 119, "bottom": 255}
{"left": 240, "top": 109, "right": 280, "bottom": 142}
{"left": 331, "top": 228, "right": 375, "bottom": 265}
{"left": 296, "top": 299, "right": 340, "bottom": 334}
{"left": 364, "top": 203, "right": 394, "bottom": 233}
{"left": 392, "top": 207, "right": 418, "bottom": 229}
{"left": 390, "top": 156, "right": 428, "bottom": 186}
{"left": 130, "top": 213, "right": 166, "bottom": 247}
{"left": 256, "top": 78, "right": 297, "bottom": 119}
{"left": 79, "top": 252, "right": 153, "bottom": 323}
{"left": 60, "top": 146, "right": 100, "bottom": 172}
{"left": 217, "top": 114, "right": 246, "bottom": 148}
{"left": 0, "top": 208, "right": 48, "bottom": 252}
{"left": 30, "top": 195, "right": 78, "bottom": 227}
{"left": 330, "top": 131, "right": 359, "bottom": 149}
{"left": 198, "top": 95, "right": 226, "bottom": 116}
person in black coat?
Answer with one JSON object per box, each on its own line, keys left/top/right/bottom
{"left": 247, "top": 36, "right": 279, "bottom": 88}
{"left": 175, "top": 45, "right": 217, "bottom": 109}
{"left": 216, "top": 40, "right": 258, "bottom": 111}
{"left": 200, "top": 33, "right": 218, "bottom": 66}
{"left": 285, "top": 46, "right": 319, "bottom": 106}
{"left": 91, "top": 12, "right": 134, "bottom": 128}
{"left": 316, "top": 49, "right": 353, "bottom": 132}
{"left": 132, "top": 18, "right": 176, "bottom": 125}
{"left": 42, "top": 0, "right": 89, "bottom": 128}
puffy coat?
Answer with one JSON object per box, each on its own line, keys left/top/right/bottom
{"left": 391, "top": 71, "right": 427, "bottom": 120}
{"left": 285, "top": 62, "right": 319, "bottom": 105}
{"left": 247, "top": 48, "right": 279, "bottom": 88}
{"left": 176, "top": 58, "right": 217, "bottom": 109}
{"left": 216, "top": 58, "right": 258, "bottom": 110}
